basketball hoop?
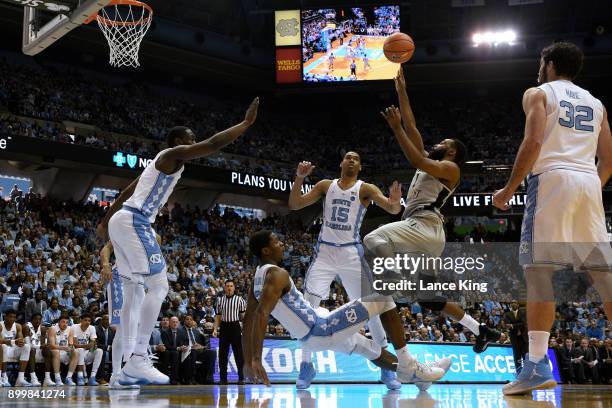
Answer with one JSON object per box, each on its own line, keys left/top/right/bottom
{"left": 88, "top": 0, "right": 153, "bottom": 68}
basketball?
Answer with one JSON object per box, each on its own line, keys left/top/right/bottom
{"left": 383, "top": 32, "right": 415, "bottom": 64}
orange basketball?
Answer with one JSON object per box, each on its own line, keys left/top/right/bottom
{"left": 383, "top": 32, "right": 415, "bottom": 64}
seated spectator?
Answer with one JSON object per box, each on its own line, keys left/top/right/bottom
{"left": 95, "top": 313, "right": 113, "bottom": 384}
{"left": 160, "top": 316, "right": 188, "bottom": 385}
{"left": 25, "top": 290, "right": 47, "bottom": 322}
{"left": 182, "top": 315, "right": 216, "bottom": 384}
{"left": 42, "top": 297, "right": 61, "bottom": 326}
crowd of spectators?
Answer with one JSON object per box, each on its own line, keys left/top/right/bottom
{"left": 5, "top": 55, "right": 609, "bottom": 194}
{"left": 0, "top": 187, "right": 609, "bottom": 384}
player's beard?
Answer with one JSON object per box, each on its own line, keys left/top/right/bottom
{"left": 428, "top": 146, "right": 448, "bottom": 161}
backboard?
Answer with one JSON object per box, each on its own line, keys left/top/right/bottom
{"left": 1, "top": 0, "right": 112, "bottom": 55}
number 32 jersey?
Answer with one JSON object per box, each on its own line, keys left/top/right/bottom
{"left": 533, "top": 80, "right": 604, "bottom": 175}
{"left": 318, "top": 179, "right": 366, "bottom": 245}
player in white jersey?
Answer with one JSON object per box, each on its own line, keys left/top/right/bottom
{"left": 47, "top": 315, "right": 78, "bottom": 386}
{"left": 493, "top": 42, "right": 612, "bottom": 395}
{"left": 69, "top": 313, "right": 103, "bottom": 386}
{"left": 242, "top": 230, "right": 450, "bottom": 386}
{"left": 0, "top": 309, "right": 32, "bottom": 386}
{"left": 96, "top": 98, "right": 259, "bottom": 385}
{"left": 367, "top": 67, "right": 500, "bottom": 360}
{"left": 24, "top": 313, "right": 51, "bottom": 386}
{"left": 289, "top": 152, "right": 403, "bottom": 389}
{"left": 100, "top": 238, "right": 154, "bottom": 390}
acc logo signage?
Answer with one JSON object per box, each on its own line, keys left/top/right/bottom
{"left": 149, "top": 254, "right": 163, "bottom": 264}
{"left": 275, "top": 10, "right": 301, "bottom": 46}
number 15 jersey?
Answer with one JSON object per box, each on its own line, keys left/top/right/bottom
{"left": 533, "top": 80, "right": 604, "bottom": 176}
{"left": 318, "top": 179, "right": 366, "bottom": 246}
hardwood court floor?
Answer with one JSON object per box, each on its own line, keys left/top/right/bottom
{"left": 0, "top": 383, "right": 610, "bottom": 407}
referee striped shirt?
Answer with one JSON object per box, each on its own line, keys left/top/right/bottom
{"left": 216, "top": 295, "right": 246, "bottom": 322}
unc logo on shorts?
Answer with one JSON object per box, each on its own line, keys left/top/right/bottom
{"left": 112, "top": 309, "right": 121, "bottom": 318}
{"left": 345, "top": 307, "right": 358, "bottom": 324}
{"left": 519, "top": 241, "right": 530, "bottom": 254}
{"left": 149, "top": 253, "right": 163, "bottom": 264}
{"left": 276, "top": 18, "right": 298, "bottom": 37}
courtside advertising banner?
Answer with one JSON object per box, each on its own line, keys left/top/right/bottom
{"left": 211, "top": 339, "right": 528, "bottom": 383}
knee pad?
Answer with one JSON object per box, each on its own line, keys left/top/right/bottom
{"left": 360, "top": 293, "right": 397, "bottom": 316}
{"left": 350, "top": 334, "right": 382, "bottom": 361}
{"left": 417, "top": 297, "right": 448, "bottom": 312}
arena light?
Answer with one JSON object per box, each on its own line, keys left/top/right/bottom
{"left": 472, "top": 30, "right": 517, "bottom": 46}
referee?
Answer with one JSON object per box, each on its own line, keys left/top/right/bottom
{"left": 213, "top": 279, "right": 246, "bottom": 384}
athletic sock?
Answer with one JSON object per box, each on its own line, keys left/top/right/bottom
{"left": 31, "top": 372, "right": 39, "bottom": 381}
{"left": 17, "top": 372, "right": 25, "bottom": 381}
{"left": 45, "top": 372, "right": 52, "bottom": 381}
{"left": 528, "top": 331, "right": 550, "bottom": 363}
{"left": 301, "top": 345, "right": 312, "bottom": 363}
{"left": 459, "top": 314, "right": 480, "bottom": 336}
{"left": 55, "top": 373, "right": 62, "bottom": 383}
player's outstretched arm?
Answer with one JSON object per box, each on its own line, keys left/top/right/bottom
{"left": 160, "top": 97, "right": 259, "bottom": 163}
{"left": 288, "top": 161, "right": 330, "bottom": 210}
{"left": 493, "top": 88, "right": 546, "bottom": 210}
{"left": 596, "top": 106, "right": 612, "bottom": 188}
{"left": 394, "top": 66, "right": 426, "bottom": 156}
{"left": 381, "top": 105, "right": 459, "bottom": 182}
{"left": 250, "top": 267, "right": 289, "bottom": 386}
{"left": 362, "top": 182, "right": 402, "bottom": 214}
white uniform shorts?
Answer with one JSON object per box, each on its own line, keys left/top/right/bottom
{"left": 2, "top": 344, "right": 31, "bottom": 362}
{"left": 58, "top": 350, "right": 70, "bottom": 365}
{"left": 520, "top": 169, "right": 612, "bottom": 269}
{"left": 108, "top": 207, "right": 166, "bottom": 279}
{"left": 304, "top": 242, "right": 372, "bottom": 303}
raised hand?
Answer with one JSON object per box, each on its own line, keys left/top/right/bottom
{"left": 380, "top": 105, "right": 402, "bottom": 130}
{"left": 389, "top": 181, "right": 402, "bottom": 205}
{"left": 244, "top": 97, "right": 259, "bottom": 127}
{"left": 296, "top": 161, "right": 315, "bottom": 178}
{"left": 394, "top": 65, "right": 406, "bottom": 93}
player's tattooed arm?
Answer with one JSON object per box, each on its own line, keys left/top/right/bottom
{"left": 100, "top": 241, "right": 113, "bottom": 284}
{"left": 250, "top": 267, "right": 289, "bottom": 386}
{"left": 382, "top": 106, "right": 459, "bottom": 183}
{"left": 596, "top": 106, "right": 612, "bottom": 188}
{"left": 494, "top": 88, "right": 546, "bottom": 210}
{"left": 362, "top": 182, "right": 402, "bottom": 214}
{"left": 288, "top": 163, "right": 331, "bottom": 210}
{"left": 160, "top": 97, "right": 259, "bottom": 164}
{"left": 394, "top": 66, "right": 426, "bottom": 156}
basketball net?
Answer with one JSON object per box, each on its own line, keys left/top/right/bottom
{"left": 93, "top": 0, "right": 153, "bottom": 68}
